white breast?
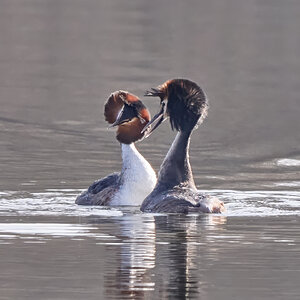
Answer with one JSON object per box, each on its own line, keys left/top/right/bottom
{"left": 110, "top": 143, "right": 157, "bottom": 206}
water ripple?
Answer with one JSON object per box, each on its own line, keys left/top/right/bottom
{"left": 276, "top": 159, "right": 300, "bottom": 167}
{"left": 0, "top": 189, "right": 299, "bottom": 217}
{"left": 206, "top": 189, "right": 300, "bottom": 217}
{"left": 0, "top": 190, "right": 123, "bottom": 217}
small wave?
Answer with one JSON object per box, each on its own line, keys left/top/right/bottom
{"left": 274, "top": 181, "right": 300, "bottom": 187}
{"left": 204, "top": 189, "right": 300, "bottom": 217}
{"left": 0, "top": 223, "right": 95, "bottom": 236}
{"left": 276, "top": 158, "right": 300, "bottom": 167}
{"left": 0, "top": 223, "right": 121, "bottom": 241}
{"left": 0, "top": 190, "right": 123, "bottom": 217}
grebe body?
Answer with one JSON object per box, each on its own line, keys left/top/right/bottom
{"left": 76, "top": 91, "right": 156, "bottom": 206}
{"left": 140, "top": 79, "right": 225, "bottom": 213}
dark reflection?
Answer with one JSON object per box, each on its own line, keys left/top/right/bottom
{"left": 154, "top": 215, "right": 194, "bottom": 299}
{"left": 91, "top": 214, "right": 227, "bottom": 299}
{"left": 152, "top": 215, "right": 227, "bottom": 299}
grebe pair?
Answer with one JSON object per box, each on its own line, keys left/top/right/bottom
{"left": 76, "top": 79, "right": 225, "bottom": 213}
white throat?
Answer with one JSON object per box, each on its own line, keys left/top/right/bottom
{"left": 111, "top": 143, "right": 157, "bottom": 206}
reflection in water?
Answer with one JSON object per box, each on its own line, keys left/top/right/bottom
{"left": 0, "top": 213, "right": 299, "bottom": 299}
{"left": 152, "top": 215, "right": 227, "bottom": 299}
{"left": 101, "top": 214, "right": 227, "bottom": 299}
{"left": 103, "top": 215, "right": 156, "bottom": 298}
{"left": 1, "top": 188, "right": 298, "bottom": 299}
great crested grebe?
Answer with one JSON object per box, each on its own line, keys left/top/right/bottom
{"left": 140, "top": 79, "right": 225, "bottom": 213}
{"left": 75, "top": 91, "right": 157, "bottom": 206}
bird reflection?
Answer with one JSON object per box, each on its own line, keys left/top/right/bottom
{"left": 151, "top": 215, "right": 226, "bottom": 299}
{"left": 104, "top": 214, "right": 156, "bottom": 299}
{"left": 101, "top": 214, "right": 227, "bottom": 299}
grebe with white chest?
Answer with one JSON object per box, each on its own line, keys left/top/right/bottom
{"left": 75, "top": 91, "right": 156, "bottom": 206}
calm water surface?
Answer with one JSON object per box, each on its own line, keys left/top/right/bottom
{"left": 0, "top": 0, "right": 300, "bottom": 299}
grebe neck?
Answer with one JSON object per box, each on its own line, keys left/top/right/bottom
{"left": 121, "top": 143, "right": 144, "bottom": 172}
{"left": 157, "top": 130, "right": 196, "bottom": 190}
{"left": 120, "top": 143, "right": 156, "bottom": 189}
{"left": 110, "top": 143, "right": 156, "bottom": 206}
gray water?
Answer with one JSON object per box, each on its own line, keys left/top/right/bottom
{"left": 0, "top": 0, "right": 300, "bottom": 299}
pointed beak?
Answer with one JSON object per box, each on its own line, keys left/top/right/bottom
{"left": 109, "top": 104, "right": 136, "bottom": 128}
{"left": 141, "top": 102, "right": 167, "bottom": 138}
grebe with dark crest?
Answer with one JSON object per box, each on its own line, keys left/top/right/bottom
{"left": 75, "top": 91, "right": 156, "bottom": 206}
{"left": 140, "top": 79, "right": 225, "bottom": 213}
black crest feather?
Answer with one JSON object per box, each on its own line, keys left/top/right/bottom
{"left": 166, "top": 79, "right": 208, "bottom": 131}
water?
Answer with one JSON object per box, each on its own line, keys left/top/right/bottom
{"left": 0, "top": 0, "right": 300, "bottom": 299}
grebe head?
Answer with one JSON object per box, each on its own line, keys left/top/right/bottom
{"left": 143, "top": 79, "right": 208, "bottom": 136}
{"left": 104, "top": 90, "right": 151, "bottom": 144}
